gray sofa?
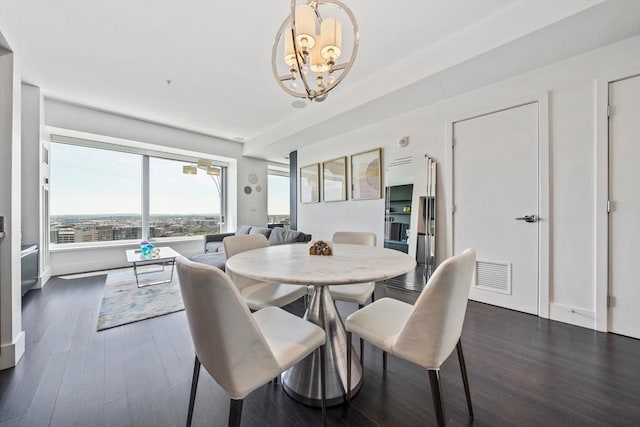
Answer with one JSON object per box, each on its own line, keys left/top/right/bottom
{"left": 190, "top": 225, "right": 312, "bottom": 270}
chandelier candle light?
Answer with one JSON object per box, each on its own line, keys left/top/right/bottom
{"left": 272, "top": 0, "right": 359, "bottom": 102}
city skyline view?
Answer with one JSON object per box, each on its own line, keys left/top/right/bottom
{"left": 49, "top": 143, "right": 291, "bottom": 244}
{"left": 50, "top": 213, "right": 291, "bottom": 245}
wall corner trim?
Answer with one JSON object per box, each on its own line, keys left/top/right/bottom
{"left": 0, "top": 331, "right": 26, "bottom": 370}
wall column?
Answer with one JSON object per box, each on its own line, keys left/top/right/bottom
{"left": 289, "top": 150, "right": 298, "bottom": 230}
{"left": 0, "top": 44, "right": 25, "bottom": 370}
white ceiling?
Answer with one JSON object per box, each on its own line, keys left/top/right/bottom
{"left": 1, "top": 0, "right": 638, "bottom": 162}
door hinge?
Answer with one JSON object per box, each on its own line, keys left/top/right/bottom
{"left": 607, "top": 295, "right": 615, "bottom": 308}
{"left": 607, "top": 105, "right": 613, "bottom": 118}
{"left": 607, "top": 200, "right": 611, "bottom": 213}
{"left": 451, "top": 138, "right": 455, "bottom": 148}
{"left": 452, "top": 204, "right": 457, "bottom": 214}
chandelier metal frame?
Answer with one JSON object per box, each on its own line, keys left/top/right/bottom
{"left": 272, "top": 0, "right": 359, "bottom": 102}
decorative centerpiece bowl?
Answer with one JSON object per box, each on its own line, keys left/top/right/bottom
{"left": 309, "top": 240, "right": 333, "bottom": 256}
{"left": 139, "top": 240, "right": 158, "bottom": 257}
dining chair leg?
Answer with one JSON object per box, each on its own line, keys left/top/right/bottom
{"left": 346, "top": 331, "right": 352, "bottom": 407}
{"left": 456, "top": 339, "right": 473, "bottom": 418}
{"left": 428, "top": 369, "right": 446, "bottom": 427}
{"left": 186, "top": 356, "right": 201, "bottom": 427}
{"left": 382, "top": 351, "right": 387, "bottom": 370}
{"left": 228, "top": 399, "right": 243, "bottom": 427}
{"left": 320, "top": 344, "right": 327, "bottom": 425}
{"left": 358, "top": 304, "right": 365, "bottom": 364}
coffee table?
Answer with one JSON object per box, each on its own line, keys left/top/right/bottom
{"left": 226, "top": 243, "right": 416, "bottom": 406}
{"left": 125, "top": 246, "right": 180, "bottom": 288}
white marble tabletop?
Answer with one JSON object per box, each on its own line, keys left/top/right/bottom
{"left": 226, "top": 243, "right": 416, "bottom": 286}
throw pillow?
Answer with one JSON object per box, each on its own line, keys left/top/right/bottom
{"left": 268, "top": 227, "right": 305, "bottom": 245}
{"left": 249, "top": 227, "right": 272, "bottom": 239}
{"left": 235, "top": 225, "right": 252, "bottom": 235}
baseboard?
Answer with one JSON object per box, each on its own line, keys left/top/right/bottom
{"left": 0, "top": 331, "right": 25, "bottom": 370}
{"left": 37, "top": 267, "right": 52, "bottom": 288}
{"left": 549, "top": 302, "right": 595, "bottom": 330}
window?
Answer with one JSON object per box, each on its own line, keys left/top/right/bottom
{"left": 268, "top": 167, "right": 290, "bottom": 227}
{"left": 149, "top": 157, "right": 223, "bottom": 237}
{"left": 50, "top": 140, "right": 226, "bottom": 245}
{"left": 50, "top": 143, "right": 142, "bottom": 244}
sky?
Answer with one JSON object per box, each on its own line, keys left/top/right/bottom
{"left": 268, "top": 174, "right": 290, "bottom": 215}
{"left": 50, "top": 143, "right": 289, "bottom": 216}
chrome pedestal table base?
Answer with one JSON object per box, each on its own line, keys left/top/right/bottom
{"left": 281, "top": 285, "right": 362, "bottom": 407}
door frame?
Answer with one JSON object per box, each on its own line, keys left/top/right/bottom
{"left": 595, "top": 69, "right": 640, "bottom": 332}
{"left": 445, "top": 93, "right": 550, "bottom": 319}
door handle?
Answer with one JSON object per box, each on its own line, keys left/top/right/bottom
{"left": 514, "top": 214, "right": 538, "bottom": 223}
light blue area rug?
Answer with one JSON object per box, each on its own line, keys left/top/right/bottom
{"left": 97, "top": 266, "right": 184, "bottom": 331}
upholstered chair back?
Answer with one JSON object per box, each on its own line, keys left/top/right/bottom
{"left": 223, "top": 234, "right": 269, "bottom": 292}
{"left": 332, "top": 231, "right": 377, "bottom": 246}
{"left": 176, "top": 257, "right": 280, "bottom": 399}
{"left": 393, "top": 248, "right": 476, "bottom": 369}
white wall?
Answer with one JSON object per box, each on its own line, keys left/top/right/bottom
{"left": 298, "top": 35, "right": 640, "bottom": 330}
{"left": 21, "top": 84, "right": 40, "bottom": 246}
{"left": 236, "top": 156, "right": 269, "bottom": 227}
{"left": 43, "top": 99, "right": 269, "bottom": 276}
{"left": 298, "top": 109, "right": 446, "bottom": 254}
{"left": 0, "top": 44, "right": 25, "bottom": 369}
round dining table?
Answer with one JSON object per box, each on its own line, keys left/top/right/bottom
{"left": 225, "top": 242, "right": 416, "bottom": 406}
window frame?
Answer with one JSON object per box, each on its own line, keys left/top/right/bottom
{"left": 267, "top": 164, "right": 290, "bottom": 226}
{"left": 49, "top": 135, "right": 227, "bottom": 248}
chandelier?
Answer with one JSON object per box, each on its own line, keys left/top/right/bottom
{"left": 182, "top": 159, "right": 221, "bottom": 176}
{"left": 272, "top": 0, "right": 359, "bottom": 102}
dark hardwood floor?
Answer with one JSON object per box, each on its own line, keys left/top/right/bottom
{"left": 1, "top": 274, "right": 639, "bottom": 426}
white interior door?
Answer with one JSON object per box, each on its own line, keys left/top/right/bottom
{"left": 608, "top": 75, "right": 640, "bottom": 339}
{"left": 453, "top": 103, "right": 539, "bottom": 315}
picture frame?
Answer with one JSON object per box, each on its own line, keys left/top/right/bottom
{"left": 351, "top": 148, "right": 382, "bottom": 200}
{"left": 322, "top": 156, "right": 347, "bottom": 202}
{"left": 300, "top": 163, "right": 320, "bottom": 203}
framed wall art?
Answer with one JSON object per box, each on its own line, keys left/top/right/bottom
{"left": 351, "top": 148, "right": 382, "bottom": 200}
{"left": 322, "top": 156, "right": 347, "bottom": 202}
{"left": 300, "top": 163, "right": 320, "bottom": 203}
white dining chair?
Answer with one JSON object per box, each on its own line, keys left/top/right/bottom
{"left": 176, "top": 256, "right": 327, "bottom": 427}
{"left": 345, "top": 248, "right": 476, "bottom": 427}
{"left": 223, "top": 234, "right": 308, "bottom": 311}
{"left": 328, "top": 231, "right": 377, "bottom": 363}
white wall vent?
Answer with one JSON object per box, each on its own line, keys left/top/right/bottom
{"left": 475, "top": 260, "right": 511, "bottom": 294}
{"left": 388, "top": 156, "right": 413, "bottom": 168}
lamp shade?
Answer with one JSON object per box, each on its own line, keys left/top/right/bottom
{"left": 320, "top": 17, "right": 342, "bottom": 61}
{"left": 197, "top": 159, "right": 211, "bottom": 169}
{"left": 294, "top": 4, "right": 316, "bottom": 49}
{"left": 310, "top": 44, "right": 329, "bottom": 73}
{"left": 183, "top": 165, "right": 197, "bottom": 175}
{"left": 284, "top": 31, "right": 297, "bottom": 67}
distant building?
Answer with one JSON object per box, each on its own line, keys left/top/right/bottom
{"left": 57, "top": 228, "right": 76, "bottom": 243}
{"left": 74, "top": 227, "right": 97, "bottom": 242}
{"left": 96, "top": 225, "right": 113, "bottom": 241}
{"left": 113, "top": 226, "right": 142, "bottom": 240}
{"left": 50, "top": 215, "right": 224, "bottom": 244}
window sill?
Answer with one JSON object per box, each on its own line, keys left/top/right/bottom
{"left": 50, "top": 235, "right": 204, "bottom": 252}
